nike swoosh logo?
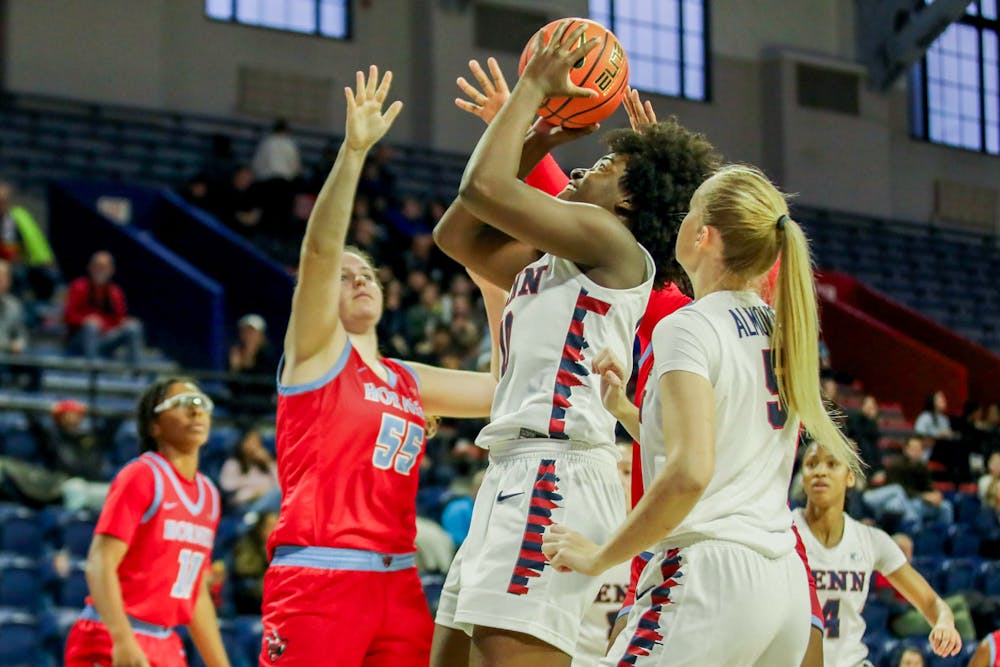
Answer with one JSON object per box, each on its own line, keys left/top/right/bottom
{"left": 164, "top": 502, "right": 178, "bottom": 509}
{"left": 496, "top": 491, "right": 525, "bottom": 503}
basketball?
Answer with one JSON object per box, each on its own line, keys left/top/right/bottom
{"left": 518, "top": 18, "right": 629, "bottom": 129}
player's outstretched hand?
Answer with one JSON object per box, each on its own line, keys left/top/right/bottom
{"left": 542, "top": 524, "right": 604, "bottom": 576}
{"left": 623, "top": 87, "right": 657, "bottom": 130}
{"left": 456, "top": 57, "right": 510, "bottom": 125}
{"left": 113, "top": 635, "right": 152, "bottom": 667}
{"left": 521, "top": 21, "right": 601, "bottom": 99}
{"left": 344, "top": 65, "right": 404, "bottom": 152}
{"left": 928, "top": 623, "right": 962, "bottom": 657}
{"left": 592, "top": 348, "right": 629, "bottom": 419}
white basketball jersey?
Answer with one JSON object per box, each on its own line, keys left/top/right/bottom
{"left": 792, "top": 509, "right": 907, "bottom": 667}
{"left": 639, "top": 290, "right": 800, "bottom": 557}
{"left": 572, "top": 560, "right": 630, "bottom": 667}
{"left": 477, "top": 249, "right": 654, "bottom": 448}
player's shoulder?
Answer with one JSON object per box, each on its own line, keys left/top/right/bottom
{"left": 112, "top": 453, "right": 161, "bottom": 486}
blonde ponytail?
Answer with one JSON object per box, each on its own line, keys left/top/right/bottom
{"left": 772, "top": 218, "right": 861, "bottom": 474}
{"left": 698, "top": 165, "right": 861, "bottom": 474}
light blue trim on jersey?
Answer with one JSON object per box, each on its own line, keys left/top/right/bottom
{"left": 144, "top": 452, "right": 206, "bottom": 517}
{"left": 381, "top": 364, "right": 398, "bottom": 389}
{"left": 638, "top": 345, "right": 653, "bottom": 367}
{"left": 271, "top": 546, "right": 416, "bottom": 572}
{"left": 615, "top": 605, "right": 633, "bottom": 621}
{"left": 388, "top": 358, "right": 420, "bottom": 391}
{"left": 811, "top": 614, "right": 825, "bottom": 632}
{"left": 277, "top": 341, "right": 353, "bottom": 396}
{"left": 137, "top": 456, "right": 164, "bottom": 524}
{"left": 989, "top": 632, "right": 997, "bottom": 666}
{"left": 80, "top": 604, "right": 173, "bottom": 638}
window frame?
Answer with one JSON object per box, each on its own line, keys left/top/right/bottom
{"left": 913, "top": 1, "right": 999, "bottom": 155}
{"left": 205, "top": 0, "right": 352, "bottom": 41}
{"left": 589, "top": 0, "right": 711, "bottom": 102}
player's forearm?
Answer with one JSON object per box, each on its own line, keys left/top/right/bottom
{"left": 480, "top": 283, "right": 508, "bottom": 380}
{"left": 84, "top": 559, "right": 135, "bottom": 643}
{"left": 189, "top": 585, "right": 231, "bottom": 667}
{"left": 925, "top": 596, "right": 955, "bottom": 630}
{"left": 459, "top": 79, "right": 545, "bottom": 216}
{"left": 614, "top": 404, "right": 641, "bottom": 443}
{"left": 301, "top": 144, "right": 367, "bottom": 257}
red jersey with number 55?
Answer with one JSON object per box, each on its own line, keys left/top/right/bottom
{"left": 268, "top": 342, "right": 426, "bottom": 558}
{"left": 88, "top": 452, "right": 220, "bottom": 627}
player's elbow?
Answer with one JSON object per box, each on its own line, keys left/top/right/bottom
{"left": 457, "top": 171, "right": 496, "bottom": 212}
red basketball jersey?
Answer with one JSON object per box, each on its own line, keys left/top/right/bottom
{"left": 89, "top": 452, "right": 220, "bottom": 627}
{"left": 269, "top": 343, "right": 427, "bottom": 557}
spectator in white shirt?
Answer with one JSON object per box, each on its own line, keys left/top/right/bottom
{"left": 219, "top": 428, "right": 280, "bottom": 514}
{"left": 251, "top": 118, "right": 301, "bottom": 237}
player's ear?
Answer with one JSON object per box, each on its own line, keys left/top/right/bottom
{"left": 149, "top": 421, "right": 162, "bottom": 441}
{"left": 846, "top": 468, "right": 857, "bottom": 489}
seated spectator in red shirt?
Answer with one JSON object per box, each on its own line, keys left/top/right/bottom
{"left": 64, "top": 251, "right": 143, "bottom": 364}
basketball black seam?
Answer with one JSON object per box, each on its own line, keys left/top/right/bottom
{"left": 562, "top": 66, "right": 629, "bottom": 124}
{"left": 548, "top": 25, "right": 611, "bottom": 118}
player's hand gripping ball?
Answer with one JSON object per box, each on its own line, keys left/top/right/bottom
{"left": 518, "top": 17, "right": 630, "bottom": 129}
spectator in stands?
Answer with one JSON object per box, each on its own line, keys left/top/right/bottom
{"left": 232, "top": 510, "right": 278, "bottom": 615}
{"left": 357, "top": 144, "right": 396, "bottom": 211}
{"left": 346, "top": 213, "right": 383, "bottom": 266}
{"left": 896, "top": 647, "right": 924, "bottom": 667}
{"left": 32, "top": 400, "right": 110, "bottom": 502}
{"left": 0, "top": 258, "right": 37, "bottom": 390}
{"left": 0, "top": 180, "right": 59, "bottom": 301}
{"left": 863, "top": 436, "right": 954, "bottom": 526}
{"left": 415, "top": 516, "right": 457, "bottom": 575}
{"left": 376, "top": 279, "right": 409, "bottom": 357}
{"left": 848, "top": 394, "right": 886, "bottom": 486}
{"left": 406, "top": 281, "right": 444, "bottom": 344}
{"left": 219, "top": 428, "right": 279, "bottom": 515}
{"left": 385, "top": 195, "right": 429, "bottom": 246}
{"left": 215, "top": 166, "right": 262, "bottom": 235}
{"left": 227, "top": 313, "right": 277, "bottom": 415}
{"left": 180, "top": 172, "right": 212, "bottom": 210}
{"left": 440, "top": 469, "right": 484, "bottom": 548}
{"left": 915, "top": 390, "right": 956, "bottom": 440}
{"left": 200, "top": 133, "right": 237, "bottom": 195}
{"left": 979, "top": 452, "right": 1000, "bottom": 506}
{"left": 64, "top": 251, "right": 144, "bottom": 364}
{"left": 251, "top": 118, "right": 301, "bottom": 234}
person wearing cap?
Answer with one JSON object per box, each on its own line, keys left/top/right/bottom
{"left": 228, "top": 313, "right": 278, "bottom": 416}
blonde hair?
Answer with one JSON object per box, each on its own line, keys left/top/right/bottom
{"left": 698, "top": 165, "right": 861, "bottom": 474}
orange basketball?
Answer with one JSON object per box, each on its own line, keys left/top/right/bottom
{"left": 518, "top": 17, "right": 629, "bottom": 129}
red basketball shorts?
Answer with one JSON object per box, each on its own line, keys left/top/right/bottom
{"left": 64, "top": 618, "right": 186, "bottom": 667}
{"left": 259, "top": 547, "right": 432, "bottom": 667}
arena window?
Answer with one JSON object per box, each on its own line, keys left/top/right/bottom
{"left": 912, "top": 0, "right": 999, "bottom": 154}
{"left": 205, "top": 0, "right": 350, "bottom": 40}
{"left": 589, "top": 0, "right": 709, "bottom": 101}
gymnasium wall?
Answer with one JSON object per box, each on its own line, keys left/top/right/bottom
{"left": 4, "top": 0, "right": 999, "bottom": 231}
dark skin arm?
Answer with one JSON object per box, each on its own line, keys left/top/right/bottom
{"left": 436, "top": 23, "right": 646, "bottom": 290}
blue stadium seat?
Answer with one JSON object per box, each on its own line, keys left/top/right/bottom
{"left": 979, "top": 560, "right": 1000, "bottom": 596}
{"left": 205, "top": 425, "right": 240, "bottom": 457}
{"left": 57, "top": 565, "right": 89, "bottom": 608}
{"left": 940, "top": 558, "right": 978, "bottom": 594}
{"left": 869, "top": 637, "right": 901, "bottom": 667}
{"left": 947, "top": 527, "right": 980, "bottom": 558}
{"left": 927, "top": 652, "right": 968, "bottom": 667}
{"left": 0, "top": 555, "right": 41, "bottom": 609}
{"left": 861, "top": 599, "right": 889, "bottom": 635}
{"left": 976, "top": 506, "right": 1000, "bottom": 540}
{"left": 59, "top": 513, "right": 96, "bottom": 559}
{"left": 421, "top": 573, "right": 445, "bottom": 616}
{"left": 0, "top": 508, "right": 43, "bottom": 558}
{"left": 0, "top": 429, "right": 38, "bottom": 461}
{"left": 0, "top": 610, "right": 42, "bottom": 667}
{"left": 112, "top": 421, "right": 140, "bottom": 465}
{"left": 235, "top": 616, "right": 263, "bottom": 666}
{"left": 952, "top": 493, "right": 982, "bottom": 525}
{"left": 911, "top": 556, "right": 944, "bottom": 590}
{"left": 914, "top": 524, "right": 948, "bottom": 557}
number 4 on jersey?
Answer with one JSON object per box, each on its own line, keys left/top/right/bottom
{"left": 372, "top": 413, "right": 425, "bottom": 475}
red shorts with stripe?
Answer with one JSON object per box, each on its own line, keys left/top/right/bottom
{"left": 64, "top": 618, "right": 186, "bottom": 667}
{"left": 259, "top": 565, "right": 432, "bottom": 667}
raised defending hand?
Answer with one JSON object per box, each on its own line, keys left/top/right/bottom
{"left": 520, "top": 21, "right": 601, "bottom": 99}
{"left": 541, "top": 524, "right": 604, "bottom": 576}
{"left": 622, "top": 87, "right": 657, "bottom": 130}
{"left": 928, "top": 623, "right": 962, "bottom": 657}
{"left": 344, "top": 65, "right": 404, "bottom": 152}
{"left": 455, "top": 57, "right": 510, "bottom": 125}
{"left": 592, "top": 348, "right": 630, "bottom": 418}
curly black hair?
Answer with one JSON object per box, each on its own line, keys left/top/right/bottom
{"left": 605, "top": 117, "right": 721, "bottom": 292}
{"left": 136, "top": 376, "right": 198, "bottom": 453}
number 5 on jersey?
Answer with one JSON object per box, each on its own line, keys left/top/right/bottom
{"left": 372, "top": 413, "right": 425, "bottom": 475}
{"left": 762, "top": 349, "right": 788, "bottom": 429}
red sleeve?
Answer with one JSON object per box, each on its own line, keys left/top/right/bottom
{"left": 792, "top": 523, "right": 824, "bottom": 630}
{"left": 63, "top": 278, "right": 91, "bottom": 328}
{"left": 94, "top": 460, "right": 156, "bottom": 546}
{"left": 637, "top": 286, "right": 693, "bottom": 351}
{"left": 524, "top": 154, "right": 569, "bottom": 196}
